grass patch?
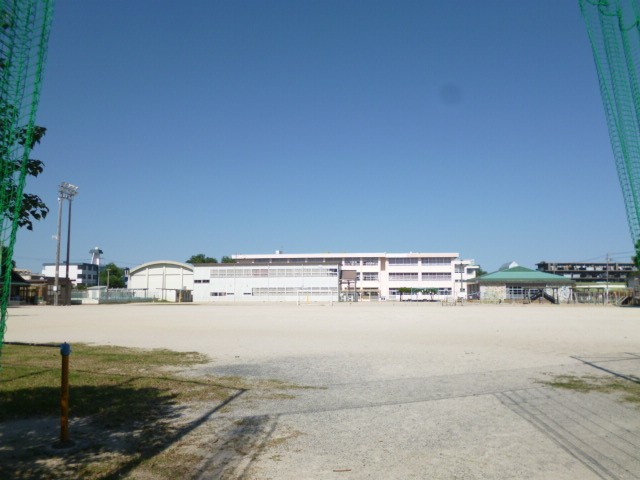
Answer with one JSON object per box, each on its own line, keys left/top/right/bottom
{"left": 0, "top": 343, "right": 304, "bottom": 479}
{"left": 542, "top": 374, "right": 640, "bottom": 406}
{"left": 0, "top": 344, "right": 220, "bottom": 425}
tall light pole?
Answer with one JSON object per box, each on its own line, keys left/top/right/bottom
{"left": 53, "top": 182, "right": 79, "bottom": 306}
{"left": 64, "top": 183, "right": 79, "bottom": 305}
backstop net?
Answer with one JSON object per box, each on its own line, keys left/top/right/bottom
{"left": 0, "top": 0, "right": 54, "bottom": 359}
{"left": 580, "top": 0, "right": 640, "bottom": 245}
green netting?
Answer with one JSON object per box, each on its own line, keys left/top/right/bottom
{"left": 0, "top": 0, "right": 54, "bottom": 360}
{"left": 580, "top": 0, "right": 640, "bottom": 244}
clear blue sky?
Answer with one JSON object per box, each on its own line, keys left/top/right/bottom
{"left": 13, "top": 0, "right": 635, "bottom": 273}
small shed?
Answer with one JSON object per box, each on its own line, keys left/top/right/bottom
{"left": 468, "top": 264, "right": 575, "bottom": 303}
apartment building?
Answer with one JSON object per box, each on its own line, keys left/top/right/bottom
{"left": 536, "top": 261, "right": 636, "bottom": 284}
{"left": 41, "top": 262, "right": 100, "bottom": 287}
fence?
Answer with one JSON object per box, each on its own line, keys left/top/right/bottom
{"left": 71, "top": 288, "right": 153, "bottom": 304}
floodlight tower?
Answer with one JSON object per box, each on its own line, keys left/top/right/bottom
{"left": 53, "top": 182, "right": 78, "bottom": 306}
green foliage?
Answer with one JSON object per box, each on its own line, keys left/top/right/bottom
{"left": 0, "top": 103, "right": 49, "bottom": 231}
{"left": 543, "top": 374, "right": 640, "bottom": 406}
{"left": 398, "top": 287, "right": 436, "bottom": 294}
{"left": 100, "top": 262, "right": 126, "bottom": 288}
{"left": 633, "top": 240, "right": 640, "bottom": 269}
{"left": 475, "top": 266, "right": 488, "bottom": 277}
{"left": 221, "top": 256, "right": 236, "bottom": 263}
{"left": 0, "top": 17, "right": 49, "bottom": 233}
{"left": 0, "top": 246, "right": 15, "bottom": 271}
{"left": 186, "top": 253, "right": 217, "bottom": 264}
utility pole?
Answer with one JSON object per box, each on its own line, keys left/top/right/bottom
{"left": 53, "top": 195, "right": 63, "bottom": 306}
{"left": 605, "top": 253, "right": 611, "bottom": 305}
{"left": 53, "top": 182, "right": 78, "bottom": 306}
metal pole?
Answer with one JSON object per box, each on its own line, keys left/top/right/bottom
{"left": 64, "top": 198, "right": 72, "bottom": 306}
{"left": 60, "top": 342, "right": 72, "bottom": 445}
{"left": 53, "top": 195, "right": 63, "bottom": 306}
{"left": 606, "top": 253, "right": 610, "bottom": 305}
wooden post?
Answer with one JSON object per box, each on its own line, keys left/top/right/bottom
{"left": 60, "top": 343, "right": 71, "bottom": 444}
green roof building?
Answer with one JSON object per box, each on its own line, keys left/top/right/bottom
{"left": 467, "top": 263, "right": 575, "bottom": 303}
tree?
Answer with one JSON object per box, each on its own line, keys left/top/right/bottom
{"left": 0, "top": 15, "right": 49, "bottom": 232}
{"left": 0, "top": 110, "right": 49, "bottom": 231}
{"left": 221, "top": 256, "right": 236, "bottom": 263}
{"left": 100, "top": 263, "right": 126, "bottom": 289}
{"left": 186, "top": 254, "right": 217, "bottom": 264}
{"left": 633, "top": 240, "right": 640, "bottom": 269}
{"left": 475, "top": 266, "right": 488, "bottom": 277}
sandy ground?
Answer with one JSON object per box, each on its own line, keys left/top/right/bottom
{"left": 4, "top": 302, "right": 640, "bottom": 479}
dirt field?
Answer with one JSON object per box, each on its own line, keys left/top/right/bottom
{"left": 4, "top": 302, "right": 640, "bottom": 479}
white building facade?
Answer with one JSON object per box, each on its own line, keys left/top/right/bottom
{"left": 42, "top": 263, "right": 99, "bottom": 286}
{"left": 192, "top": 263, "right": 339, "bottom": 302}
{"left": 128, "top": 261, "right": 194, "bottom": 302}
{"left": 231, "top": 252, "right": 478, "bottom": 301}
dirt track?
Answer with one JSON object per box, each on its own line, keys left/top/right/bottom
{"left": 6, "top": 303, "right": 640, "bottom": 479}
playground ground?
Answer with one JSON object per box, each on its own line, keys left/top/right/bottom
{"left": 4, "top": 302, "right": 640, "bottom": 479}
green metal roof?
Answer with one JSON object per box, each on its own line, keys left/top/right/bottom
{"left": 470, "top": 266, "right": 575, "bottom": 285}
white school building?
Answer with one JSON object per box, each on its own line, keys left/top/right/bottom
{"left": 192, "top": 252, "right": 478, "bottom": 302}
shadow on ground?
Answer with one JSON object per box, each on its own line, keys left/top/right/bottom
{"left": 0, "top": 384, "right": 249, "bottom": 479}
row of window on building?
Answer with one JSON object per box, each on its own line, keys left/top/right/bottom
{"left": 387, "top": 272, "right": 451, "bottom": 281}
{"left": 388, "top": 287, "right": 452, "bottom": 296}
{"left": 245, "top": 257, "right": 456, "bottom": 266}
{"left": 77, "top": 273, "right": 98, "bottom": 280}
{"left": 209, "top": 267, "right": 339, "bottom": 278}
{"left": 201, "top": 269, "right": 453, "bottom": 282}
{"left": 210, "top": 287, "right": 339, "bottom": 297}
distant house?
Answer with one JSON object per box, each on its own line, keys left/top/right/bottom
{"left": 0, "top": 270, "right": 70, "bottom": 305}
{"left": 1, "top": 270, "right": 32, "bottom": 304}
{"left": 467, "top": 263, "right": 575, "bottom": 303}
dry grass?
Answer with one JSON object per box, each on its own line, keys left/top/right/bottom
{"left": 543, "top": 374, "right": 640, "bottom": 406}
{"left": 0, "top": 343, "right": 304, "bottom": 479}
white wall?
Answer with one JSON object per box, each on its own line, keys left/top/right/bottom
{"left": 42, "top": 263, "right": 99, "bottom": 286}
{"left": 128, "top": 261, "right": 193, "bottom": 302}
{"left": 232, "top": 253, "right": 477, "bottom": 299}
{"left": 193, "top": 264, "right": 339, "bottom": 302}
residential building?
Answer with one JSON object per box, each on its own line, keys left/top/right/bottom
{"left": 41, "top": 262, "right": 100, "bottom": 287}
{"left": 42, "top": 246, "right": 105, "bottom": 287}
{"left": 536, "top": 261, "right": 635, "bottom": 283}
